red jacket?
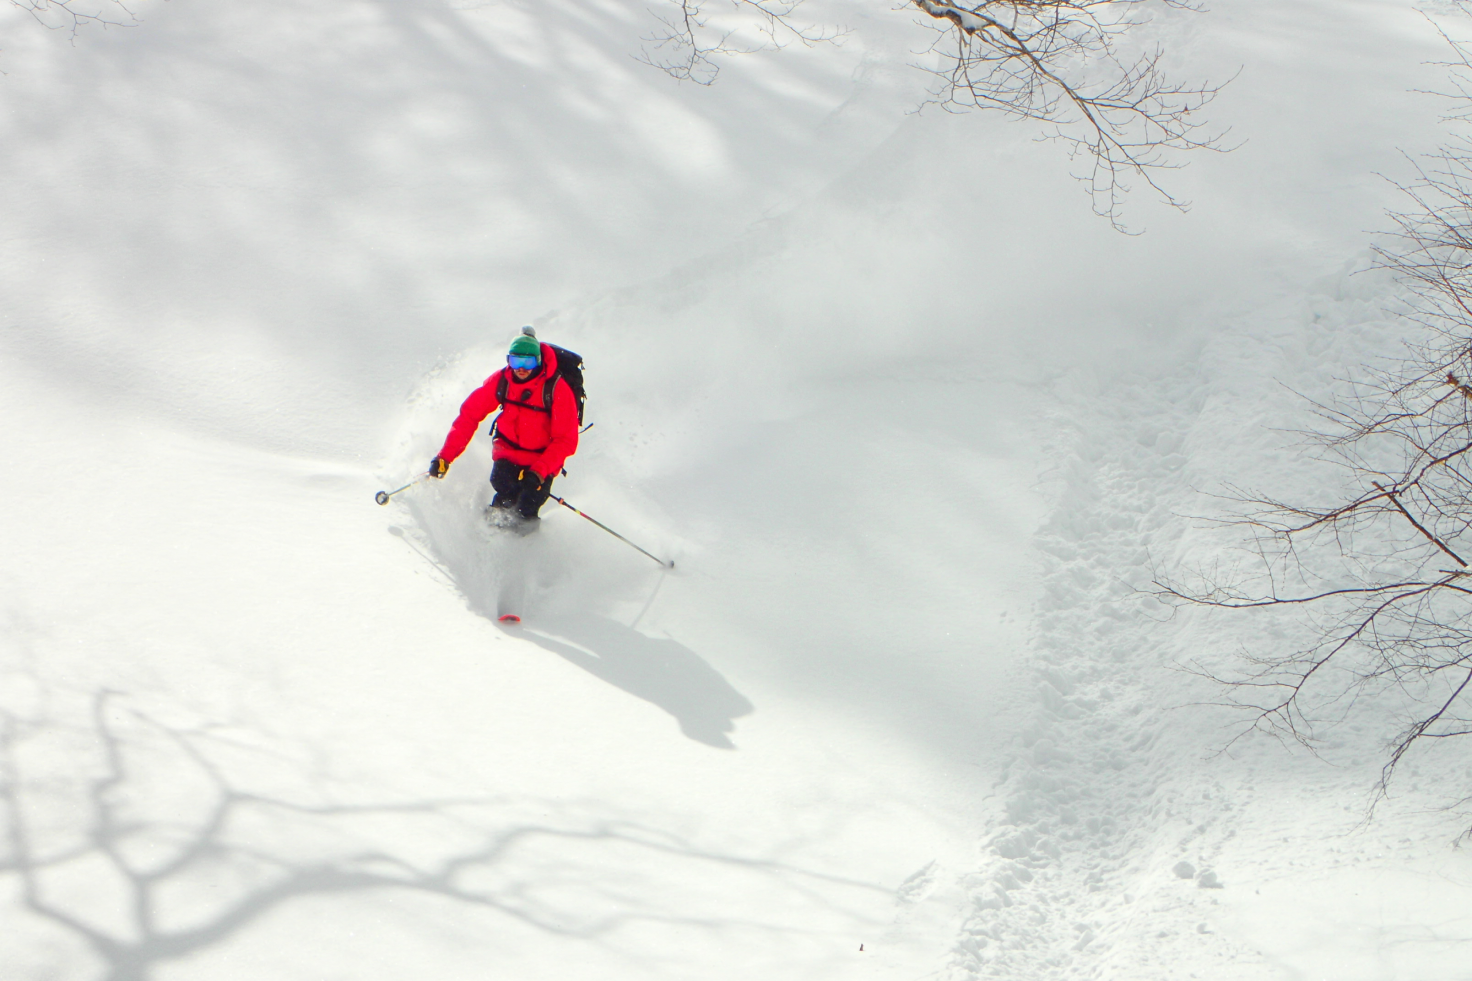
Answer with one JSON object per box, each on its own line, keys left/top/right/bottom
{"left": 437, "top": 343, "right": 580, "bottom": 479}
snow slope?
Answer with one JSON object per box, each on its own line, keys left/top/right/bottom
{"left": 3, "top": 1, "right": 1472, "bottom": 979}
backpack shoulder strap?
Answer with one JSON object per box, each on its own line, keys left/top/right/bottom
{"left": 495, "top": 364, "right": 567, "bottom": 415}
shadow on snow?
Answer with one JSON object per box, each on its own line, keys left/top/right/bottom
{"left": 392, "top": 511, "right": 755, "bottom": 750}
{"left": 0, "top": 680, "right": 876, "bottom": 981}
{"left": 516, "top": 614, "right": 754, "bottom": 749}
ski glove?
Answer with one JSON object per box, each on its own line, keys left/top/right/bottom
{"left": 519, "top": 468, "right": 544, "bottom": 489}
{"left": 429, "top": 457, "right": 448, "bottom": 479}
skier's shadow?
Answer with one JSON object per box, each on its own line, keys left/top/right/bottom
{"left": 516, "top": 615, "right": 754, "bottom": 749}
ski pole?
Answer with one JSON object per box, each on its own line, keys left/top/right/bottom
{"left": 375, "top": 472, "right": 431, "bottom": 506}
{"left": 550, "top": 494, "right": 674, "bottom": 569}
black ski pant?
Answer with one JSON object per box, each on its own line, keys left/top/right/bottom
{"left": 490, "top": 458, "right": 554, "bottom": 518}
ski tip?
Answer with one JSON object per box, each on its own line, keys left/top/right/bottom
{"left": 497, "top": 614, "right": 522, "bottom": 624}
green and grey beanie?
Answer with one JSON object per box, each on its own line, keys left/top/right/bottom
{"left": 508, "top": 333, "right": 540, "bottom": 358}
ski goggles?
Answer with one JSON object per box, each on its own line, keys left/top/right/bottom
{"left": 507, "top": 354, "right": 540, "bottom": 371}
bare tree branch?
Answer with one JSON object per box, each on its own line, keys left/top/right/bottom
{"left": 908, "top": 0, "right": 1231, "bottom": 230}
{"left": 1156, "top": 16, "right": 1472, "bottom": 816}
{"left": 639, "top": 0, "right": 843, "bottom": 85}
{"left": 641, "top": 1, "right": 1229, "bottom": 229}
{"left": 7, "top": 0, "right": 138, "bottom": 40}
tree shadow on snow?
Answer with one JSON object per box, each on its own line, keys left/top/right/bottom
{"left": 0, "top": 677, "right": 876, "bottom": 981}
{"left": 516, "top": 614, "right": 754, "bottom": 749}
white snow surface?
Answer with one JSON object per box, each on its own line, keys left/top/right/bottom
{"left": 4, "top": 1, "right": 1472, "bottom": 978}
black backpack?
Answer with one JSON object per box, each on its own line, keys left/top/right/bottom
{"left": 496, "top": 344, "right": 586, "bottom": 425}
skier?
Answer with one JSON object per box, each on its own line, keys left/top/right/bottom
{"left": 428, "top": 328, "right": 581, "bottom": 532}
